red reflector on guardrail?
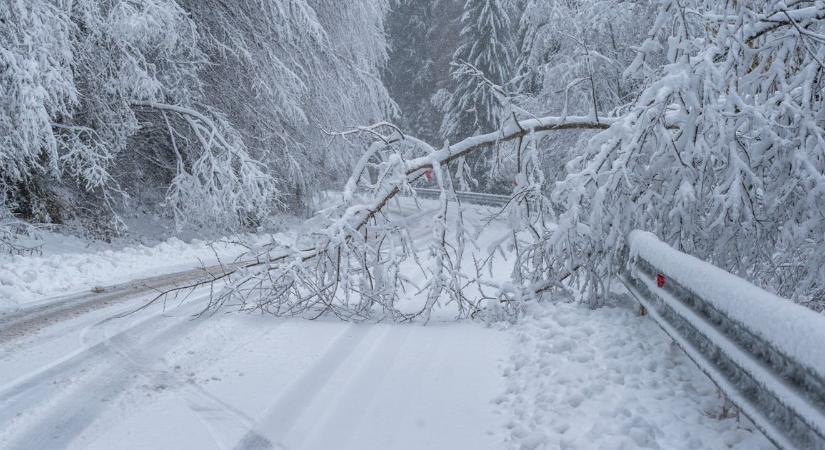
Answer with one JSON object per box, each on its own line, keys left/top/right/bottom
{"left": 656, "top": 273, "right": 666, "bottom": 288}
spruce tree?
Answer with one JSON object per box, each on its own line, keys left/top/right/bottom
{"left": 441, "top": 0, "right": 513, "bottom": 141}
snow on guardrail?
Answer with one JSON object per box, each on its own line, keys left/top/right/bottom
{"left": 622, "top": 230, "right": 825, "bottom": 450}
{"left": 412, "top": 188, "right": 510, "bottom": 207}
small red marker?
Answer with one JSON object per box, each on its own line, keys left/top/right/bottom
{"left": 656, "top": 273, "right": 666, "bottom": 288}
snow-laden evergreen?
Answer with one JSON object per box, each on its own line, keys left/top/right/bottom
{"left": 384, "top": 0, "right": 456, "bottom": 144}
{"left": 441, "top": 0, "right": 514, "bottom": 140}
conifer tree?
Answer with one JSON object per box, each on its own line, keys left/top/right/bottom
{"left": 441, "top": 0, "right": 514, "bottom": 140}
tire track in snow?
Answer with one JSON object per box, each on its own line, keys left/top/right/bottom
{"left": 233, "top": 324, "right": 376, "bottom": 450}
{"left": 297, "top": 325, "right": 414, "bottom": 450}
{"left": 361, "top": 326, "right": 439, "bottom": 446}
{"left": 0, "top": 297, "right": 232, "bottom": 450}
{"left": 78, "top": 314, "right": 270, "bottom": 450}
{"left": 0, "top": 300, "right": 198, "bottom": 422}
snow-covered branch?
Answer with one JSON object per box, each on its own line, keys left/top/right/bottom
{"left": 153, "top": 114, "right": 615, "bottom": 320}
{"left": 544, "top": 0, "right": 825, "bottom": 308}
{"left": 131, "top": 101, "right": 277, "bottom": 229}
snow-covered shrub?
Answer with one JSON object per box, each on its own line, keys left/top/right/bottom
{"left": 0, "top": 203, "right": 40, "bottom": 256}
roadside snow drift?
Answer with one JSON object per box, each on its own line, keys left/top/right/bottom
{"left": 0, "top": 236, "right": 268, "bottom": 307}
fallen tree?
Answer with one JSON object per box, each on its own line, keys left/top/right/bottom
{"left": 155, "top": 115, "right": 614, "bottom": 321}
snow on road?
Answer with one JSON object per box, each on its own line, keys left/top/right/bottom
{"left": 0, "top": 289, "right": 508, "bottom": 450}
{"left": 0, "top": 196, "right": 769, "bottom": 449}
{"left": 0, "top": 291, "right": 768, "bottom": 450}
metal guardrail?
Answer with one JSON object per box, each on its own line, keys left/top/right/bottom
{"left": 412, "top": 188, "right": 511, "bottom": 207}
{"left": 621, "top": 235, "right": 825, "bottom": 450}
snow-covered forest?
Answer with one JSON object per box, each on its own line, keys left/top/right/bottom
{"left": 386, "top": 0, "right": 825, "bottom": 314}
{"left": 5, "top": 0, "right": 824, "bottom": 313}
{"left": 1, "top": 0, "right": 393, "bottom": 236}
{"left": 3, "top": 1, "right": 825, "bottom": 449}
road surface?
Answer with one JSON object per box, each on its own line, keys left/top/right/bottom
{"left": 0, "top": 199, "right": 509, "bottom": 450}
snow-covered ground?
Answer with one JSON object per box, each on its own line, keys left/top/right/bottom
{"left": 0, "top": 232, "right": 281, "bottom": 308}
{"left": 0, "top": 287, "right": 509, "bottom": 450}
{"left": 0, "top": 197, "right": 770, "bottom": 449}
{"left": 500, "top": 299, "right": 771, "bottom": 449}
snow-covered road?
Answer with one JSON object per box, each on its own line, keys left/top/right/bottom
{"left": 0, "top": 198, "right": 511, "bottom": 449}
{"left": 0, "top": 287, "right": 508, "bottom": 450}
{"left": 0, "top": 197, "right": 770, "bottom": 449}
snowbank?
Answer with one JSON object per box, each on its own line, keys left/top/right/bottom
{"left": 0, "top": 235, "right": 271, "bottom": 307}
{"left": 628, "top": 230, "right": 825, "bottom": 380}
